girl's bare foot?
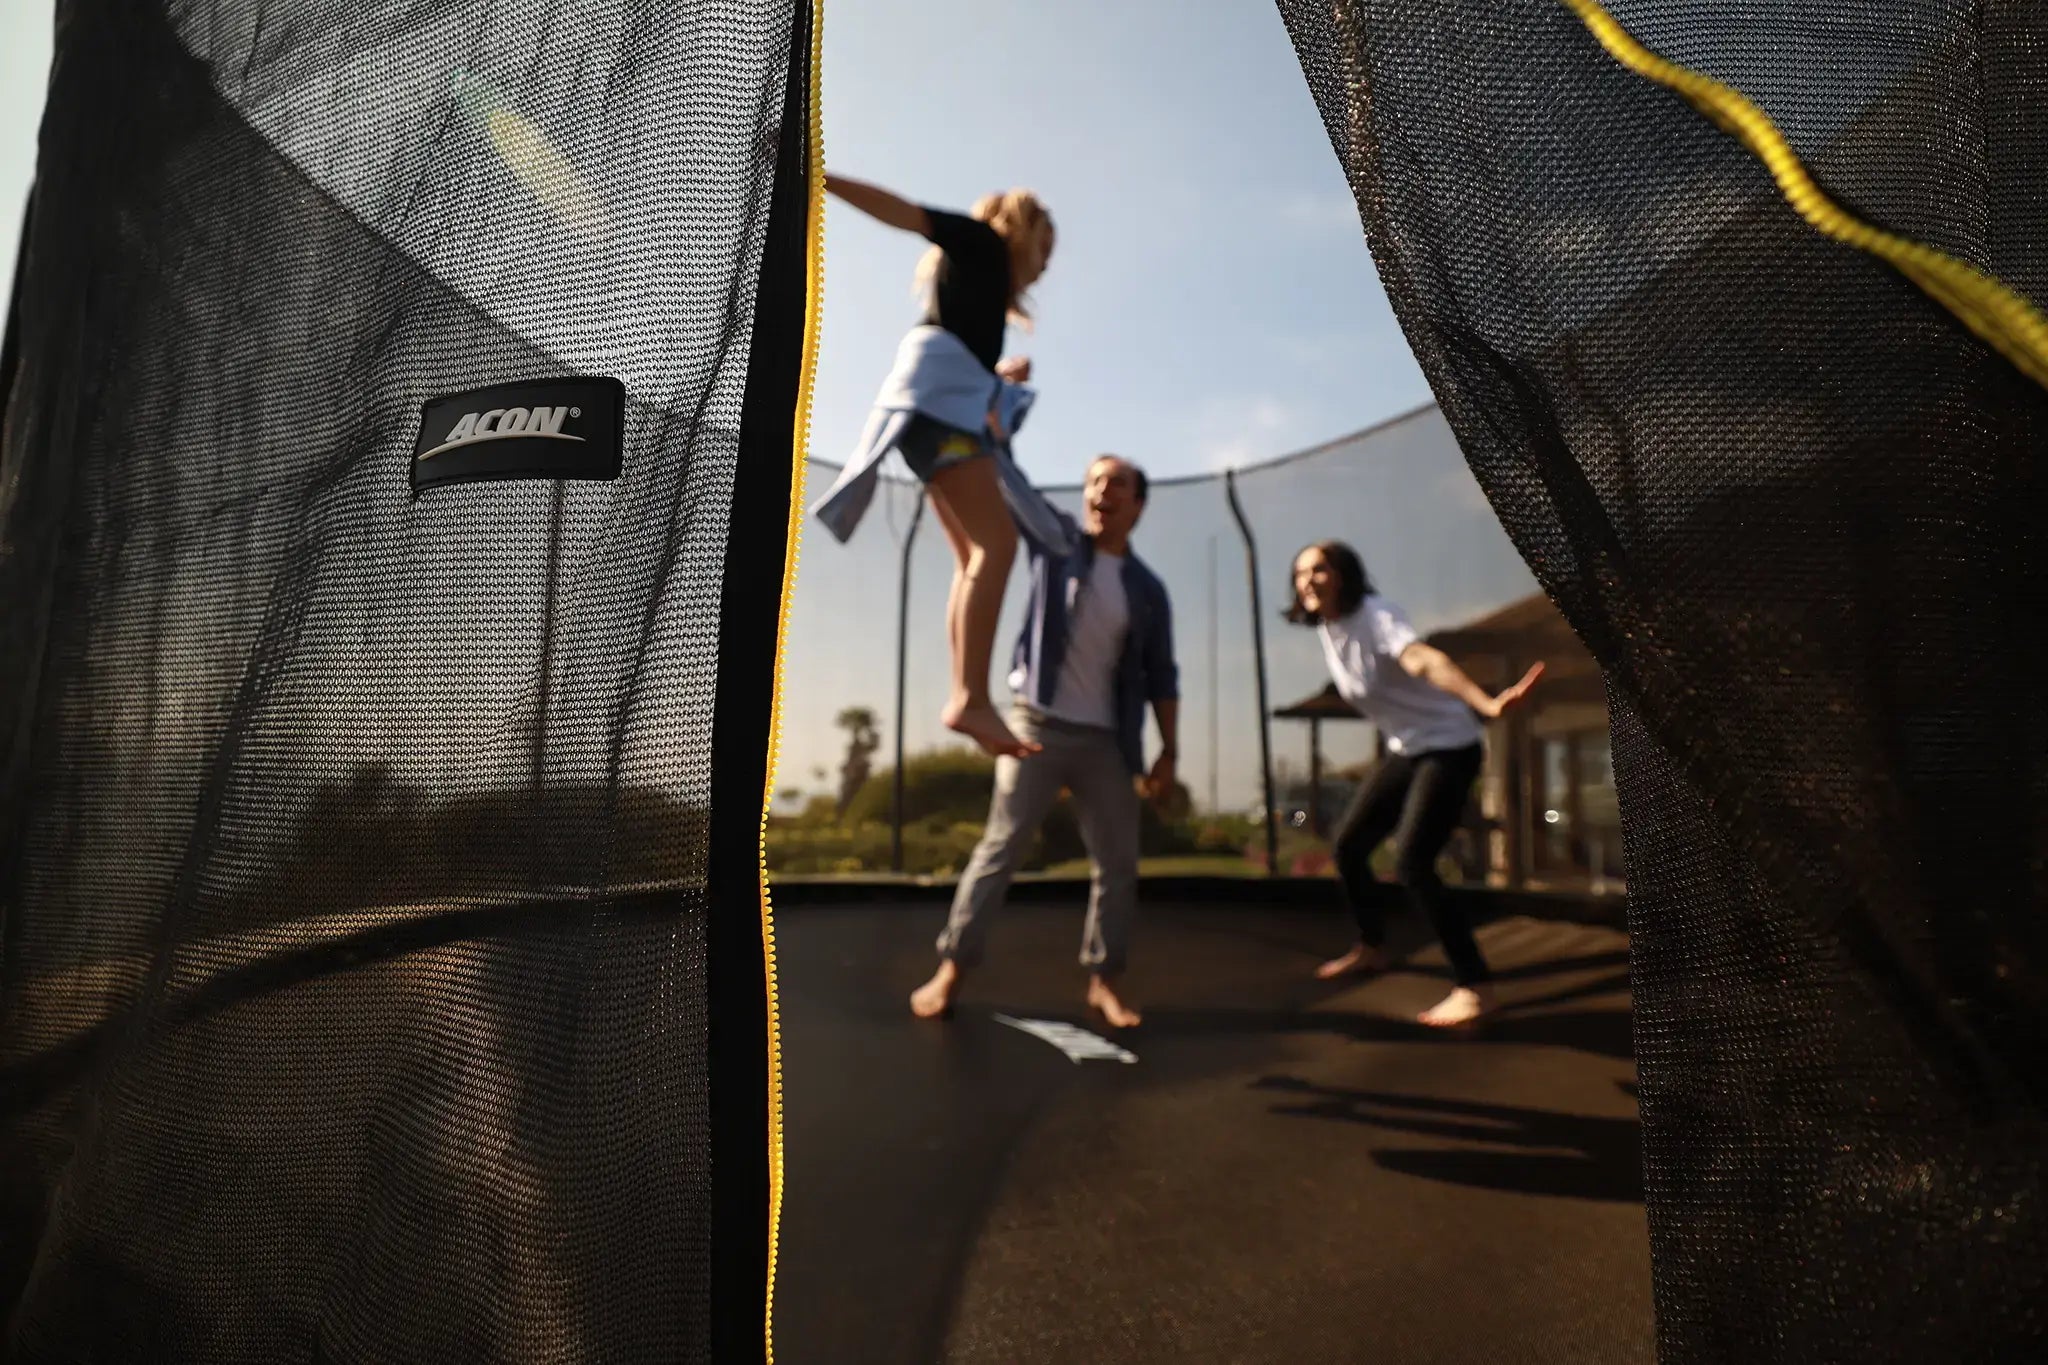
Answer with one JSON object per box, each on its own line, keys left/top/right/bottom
{"left": 911, "top": 961, "right": 962, "bottom": 1019}
{"left": 1418, "top": 984, "right": 1495, "bottom": 1028}
{"left": 942, "top": 699, "right": 1038, "bottom": 758}
{"left": 1314, "top": 942, "right": 1389, "bottom": 980}
{"left": 1087, "top": 976, "right": 1141, "bottom": 1029}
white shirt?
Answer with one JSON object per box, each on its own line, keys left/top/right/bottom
{"left": 1318, "top": 594, "right": 1483, "bottom": 754}
{"left": 1039, "top": 550, "right": 1129, "bottom": 730}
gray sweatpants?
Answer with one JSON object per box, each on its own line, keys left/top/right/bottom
{"left": 936, "top": 706, "right": 1141, "bottom": 976}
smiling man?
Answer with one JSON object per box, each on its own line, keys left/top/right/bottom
{"left": 910, "top": 454, "right": 1179, "bottom": 1029}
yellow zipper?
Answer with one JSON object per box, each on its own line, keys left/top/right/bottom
{"left": 1562, "top": 0, "right": 2048, "bottom": 392}
{"left": 760, "top": 0, "right": 826, "bottom": 1358}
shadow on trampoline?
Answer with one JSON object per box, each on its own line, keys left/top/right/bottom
{"left": 1324, "top": 948, "right": 1629, "bottom": 987}
{"left": 1134, "top": 994, "right": 1634, "bottom": 1064}
{"left": 1496, "top": 968, "right": 1633, "bottom": 1014}
{"left": 1252, "top": 1076, "right": 1645, "bottom": 1204}
{"left": 1488, "top": 947, "right": 1630, "bottom": 981}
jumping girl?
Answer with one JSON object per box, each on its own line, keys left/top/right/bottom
{"left": 811, "top": 174, "right": 1061, "bottom": 759}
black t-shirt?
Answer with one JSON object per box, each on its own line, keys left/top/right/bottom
{"left": 919, "top": 207, "right": 1012, "bottom": 372}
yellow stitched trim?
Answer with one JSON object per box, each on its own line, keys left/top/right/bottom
{"left": 1562, "top": 0, "right": 2048, "bottom": 390}
{"left": 760, "top": 2, "right": 827, "bottom": 1358}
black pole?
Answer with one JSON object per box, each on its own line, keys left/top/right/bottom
{"left": 1224, "top": 469, "right": 1279, "bottom": 876}
{"left": 533, "top": 481, "right": 564, "bottom": 797}
{"left": 1309, "top": 716, "right": 1323, "bottom": 837}
{"left": 1207, "top": 534, "right": 1219, "bottom": 815}
{"left": 892, "top": 490, "right": 927, "bottom": 872}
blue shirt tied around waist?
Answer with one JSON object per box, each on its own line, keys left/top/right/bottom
{"left": 809, "top": 324, "right": 1072, "bottom": 556}
{"left": 1008, "top": 504, "right": 1178, "bottom": 777}
{"left": 811, "top": 323, "right": 1176, "bottom": 774}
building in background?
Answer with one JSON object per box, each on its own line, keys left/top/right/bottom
{"left": 1430, "top": 593, "right": 1623, "bottom": 896}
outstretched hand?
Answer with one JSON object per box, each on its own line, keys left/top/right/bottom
{"left": 1483, "top": 662, "right": 1545, "bottom": 719}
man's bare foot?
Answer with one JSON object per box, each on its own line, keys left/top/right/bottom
{"left": 910, "top": 961, "right": 961, "bottom": 1020}
{"left": 1314, "top": 942, "right": 1389, "bottom": 980}
{"left": 1418, "top": 984, "right": 1495, "bottom": 1028}
{"left": 942, "top": 699, "right": 1038, "bottom": 758}
{"left": 1087, "top": 976, "right": 1141, "bottom": 1029}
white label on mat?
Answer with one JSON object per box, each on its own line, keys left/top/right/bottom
{"left": 993, "top": 1014, "right": 1137, "bottom": 1065}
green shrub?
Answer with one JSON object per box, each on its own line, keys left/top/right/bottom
{"left": 763, "top": 817, "right": 992, "bottom": 877}
{"left": 842, "top": 747, "right": 997, "bottom": 827}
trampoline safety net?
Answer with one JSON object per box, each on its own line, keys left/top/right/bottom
{"left": 1278, "top": 2, "right": 2047, "bottom": 1362}
{"left": 1, "top": 0, "right": 810, "bottom": 1360}
{"left": 5, "top": 0, "right": 2046, "bottom": 1363}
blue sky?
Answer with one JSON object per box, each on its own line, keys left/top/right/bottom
{"left": 0, "top": 2, "right": 1490, "bottom": 816}
{"left": 0, "top": 8, "right": 50, "bottom": 288}
{"left": 792, "top": 0, "right": 1460, "bottom": 809}
{"left": 812, "top": 0, "right": 1429, "bottom": 482}
{"left": 1, "top": 3, "right": 1430, "bottom": 478}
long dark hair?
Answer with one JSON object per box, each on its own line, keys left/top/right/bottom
{"left": 1282, "top": 540, "right": 1374, "bottom": 625}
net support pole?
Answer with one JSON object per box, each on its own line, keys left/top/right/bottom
{"left": 892, "top": 490, "right": 927, "bottom": 873}
{"left": 533, "top": 481, "right": 564, "bottom": 798}
{"left": 1224, "top": 469, "right": 1279, "bottom": 876}
{"left": 1207, "top": 534, "right": 1219, "bottom": 814}
{"left": 1308, "top": 717, "right": 1323, "bottom": 837}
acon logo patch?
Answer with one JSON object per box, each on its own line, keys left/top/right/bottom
{"left": 412, "top": 376, "right": 624, "bottom": 491}
{"left": 424, "top": 404, "right": 581, "bottom": 456}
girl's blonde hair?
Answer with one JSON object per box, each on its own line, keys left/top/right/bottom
{"left": 914, "top": 188, "right": 1055, "bottom": 328}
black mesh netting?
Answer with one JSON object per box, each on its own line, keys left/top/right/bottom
{"left": 1278, "top": 2, "right": 2047, "bottom": 1361}
{"left": 0, "top": 1, "right": 809, "bottom": 1359}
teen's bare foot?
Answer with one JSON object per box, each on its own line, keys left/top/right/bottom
{"left": 943, "top": 699, "right": 1037, "bottom": 758}
{"left": 1314, "top": 942, "right": 1389, "bottom": 980}
{"left": 1087, "top": 976, "right": 1141, "bottom": 1029}
{"left": 1418, "top": 984, "right": 1495, "bottom": 1028}
{"left": 911, "top": 961, "right": 961, "bottom": 1019}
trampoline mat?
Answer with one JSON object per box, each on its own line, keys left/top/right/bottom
{"left": 774, "top": 897, "right": 1652, "bottom": 1365}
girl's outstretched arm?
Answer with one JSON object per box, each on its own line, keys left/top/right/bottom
{"left": 1398, "top": 643, "right": 1544, "bottom": 720}
{"left": 825, "top": 173, "right": 929, "bottom": 234}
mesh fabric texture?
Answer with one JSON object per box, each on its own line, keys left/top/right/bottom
{"left": 1278, "top": 2, "right": 2047, "bottom": 1361}
{"left": 0, "top": 1, "right": 809, "bottom": 1359}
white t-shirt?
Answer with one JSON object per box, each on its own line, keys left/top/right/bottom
{"left": 1318, "top": 595, "right": 1483, "bottom": 754}
{"left": 1039, "top": 550, "right": 1130, "bottom": 730}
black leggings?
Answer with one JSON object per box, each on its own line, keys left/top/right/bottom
{"left": 1330, "top": 742, "right": 1490, "bottom": 985}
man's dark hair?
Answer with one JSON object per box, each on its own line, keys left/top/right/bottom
{"left": 1091, "top": 454, "right": 1147, "bottom": 502}
{"left": 1283, "top": 540, "right": 1374, "bottom": 625}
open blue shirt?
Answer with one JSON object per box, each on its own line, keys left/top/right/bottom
{"left": 811, "top": 323, "right": 1174, "bottom": 773}
{"left": 1007, "top": 503, "right": 1178, "bottom": 776}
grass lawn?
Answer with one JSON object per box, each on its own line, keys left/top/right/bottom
{"left": 1038, "top": 854, "right": 1334, "bottom": 879}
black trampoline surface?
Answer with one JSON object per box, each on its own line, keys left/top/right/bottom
{"left": 773, "top": 896, "right": 1652, "bottom": 1365}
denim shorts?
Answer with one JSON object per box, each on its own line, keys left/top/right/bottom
{"left": 896, "top": 413, "right": 991, "bottom": 484}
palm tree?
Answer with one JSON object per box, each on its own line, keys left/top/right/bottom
{"left": 835, "top": 706, "right": 881, "bottom": 818}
